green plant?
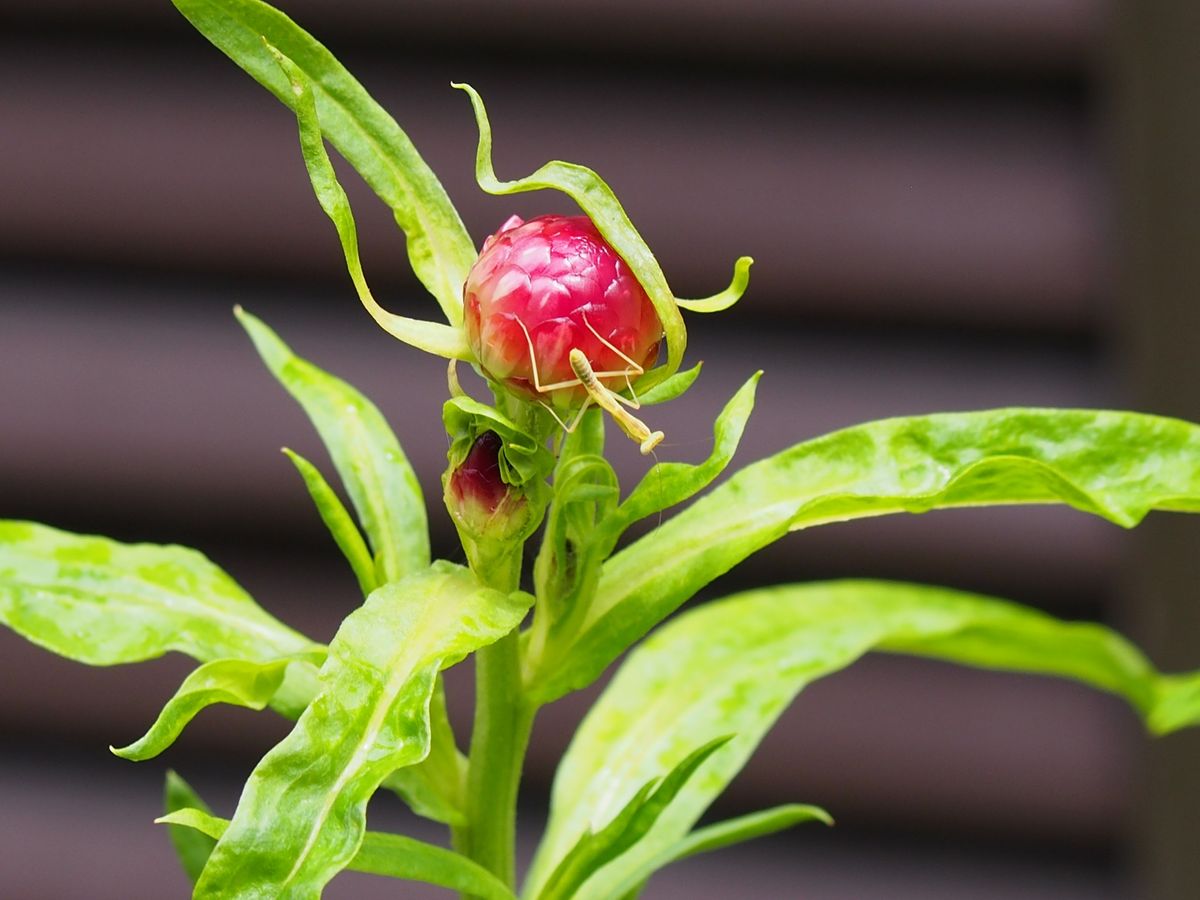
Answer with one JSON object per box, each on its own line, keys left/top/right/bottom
{"left": 4, "top": 0, "right": 1200, "bottom": 896}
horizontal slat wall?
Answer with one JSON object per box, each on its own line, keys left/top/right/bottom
{"left": 2, "top": 0, "right": 1104, "bottom": 69}
{"left": 0, "top": 0, "right": 1155, "bottom": 897}
{"left": 0, "top": 44, "right": 1099, "bottom": 329}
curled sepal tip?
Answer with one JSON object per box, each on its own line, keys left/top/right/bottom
{"left": 266, "top": 41, "right": 470, "bottom": 360}
{"left": 676, "top": 256, "right": 754, "bottom": 313}
{"left": 452, "top": 81, "right": 685, "bottom": 391}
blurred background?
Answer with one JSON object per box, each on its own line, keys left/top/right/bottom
{"left": 3, "top": 0, "right": 1200, "bottom": 897}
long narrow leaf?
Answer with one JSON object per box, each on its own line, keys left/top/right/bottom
{"left": 535, "top": 738, "right": 730, "bottom": 900}
{"left": 0, "top": 520, "right": 314, "bottom": 666}
{"left": 237, "top": 308, "right": 429, "bottom": 584}
{"left": 534, "top": 407, "right": 1200, "bottom": 702}
{"left": 171, "top": 0, "right": 475, "bottom": 321}
{"left": 159, "top": 808, "right": 516, "bottom": 899}
{"left": 597, "top": 372, "right": 760, "bottom": 546}
{"left": 610, "top": 804, "right": 831, "bottom": 900}
{"left": 194, "top": 562, "right": 530, "bottom": 897}
{"left": 283, "top": 449, "right": 377, "bottom": 596}
{"left": 529, "top": 580, "right": 1200, "bottom": 897}
{"left": 662, "top": 803, "right": 832, "bottom": 861}
{"left": 268, "top": 44, "right": 470, "bottom": 359}
{"left": 164, "top": 772, "right": 217, "bottom": 885}
{"left": 530, "top": 374, "right": 759, "bottom": 675}
{"left": 111, "top": 653, "right": 322, "bottom": 760}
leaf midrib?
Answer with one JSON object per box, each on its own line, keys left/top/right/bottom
{"left": 277, "top": 589, "right": 448, "bottom": 891}
{"left": 4, "top": 572, "right": 308, "bottom": 658}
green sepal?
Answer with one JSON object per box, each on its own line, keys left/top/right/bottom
{"left": 442, "top": 397, "right": 554, "bottom": 584}
{"left": 531, "top": 737, "right": 732, "bottom": 900}
{"left": 675, "top": 256, "right": 754, "bottom": 313}
{"left": 443, "top": 396, "right": 556, "bottom": 490}
{"left": 164, "top": 772, "right": 217, "bottom": 885}
{"left": 170, "top": 0, "right": 475, "bottom": 322}
{"left": 283, "top": 448, "right": 377, "bottom": 597}
{"left": 267, "top": 42, "right": 470, "bottom": 359}
{"left": 453, "top": 82, "right": 689, "bottom": 393}
{"left": 159, "top": 808, "right": 516, "bottom": 899}
{"left": 636, "top": 362, "right": 702, "bottom": 407}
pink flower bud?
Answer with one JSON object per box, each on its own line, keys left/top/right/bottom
{"left": 464, "top": 215, "right": 663, "bottom": 409}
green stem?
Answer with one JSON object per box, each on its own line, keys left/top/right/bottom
{"left": 457, "top": 629, "right": 536, "bottom": 891}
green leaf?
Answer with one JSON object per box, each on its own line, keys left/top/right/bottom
{"left": 675, "top": 256, "right": 754, "bottom": 313}
{"left": 610, "top": 804, "right": 832, "bottom": 900}
{"left": 171, "top": 0, "right": 475, "bottom": 323}
{"left": 349, "top": 831, "right": 517, "bottom": 899}
{"left": 456, "top": 82, "right": 713, "bottom": 392}
{"left": 535, "top": 407, "right": 1200, "bottom": 702}
{"left": 237, "top": 308, "right": 429, "bottom": 584}
{"left": 283, "top": 449, "right": 378, "bottom": 597}
{"left": 10, "top": 512, "right": 458, "bottom": 829}
{"left": 382, "top": 677, "right": 468, "bottom": 827}
{"left": 533, "top": 737, "right": 731, "bottom": 900}
{"left": 160, "top": 808, "right": 517, "bottom": 899}
{"left": 600, "top": 372, "right": 760, "bottom": 546}
{"left": 164, "top": 772, "right": 217, "bottom": 884}
{"left": 528, "top": 374, "right": 759, "bottom": 682}
{"left": 111, "top": 652, "right": 322, "bottom": 760}
{"left": 266, "top": 43, "right": 470, "bottom": 359}
{"left": 530, "top": 580, "right": 1200, "bottom": 898}
{"left": 0, "top": 520, "right": 315, "bottom": 666}
{"left": 194, "top": 562, "right": 531, "bottom": 898}
{"left": 658, "top": 803, "right": 832, "bottom": 862}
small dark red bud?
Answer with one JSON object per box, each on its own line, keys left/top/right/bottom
{"left": 445, "top": 430, "right": 531, "bottom": 544}
{"left": 447, "top": 431, "right": 509, "bottom": 516}
{"left": 444, "top": 430, "right": 546, "bottom": 582}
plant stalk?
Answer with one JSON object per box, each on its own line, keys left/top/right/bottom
{"left": 457, "top": 629, "right": 535, "bottom": 891}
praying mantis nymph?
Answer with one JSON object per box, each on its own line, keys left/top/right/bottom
{"left": 510, "top": 313, "right": 664, "bottom": 454}
{"left": 569, "top": 348, "right": 664, "bottom": 455}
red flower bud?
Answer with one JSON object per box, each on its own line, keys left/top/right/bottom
{"left": 464, "top": 215, "right": 663, "bottom": 409}
{"left": 447, "top": 431, "right": 518, "bottom": 524}
{"left": 444, "top": 429, "right": 547, "bottom": 584}
{"left": 445, "top": 430, "right": 538, "bottom": 543}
